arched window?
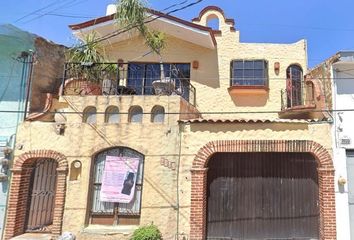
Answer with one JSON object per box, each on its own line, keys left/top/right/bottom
{"left": 83, "top": 106, "right": 97, "bottom": 124}
{"left": 105, "top": 106, "right": 119, "bottom": 123}
{"left": 89, "top": 147, "right": 144, "bottom": 225}
{"left": 129, "top": 106, "right": 143, "bottom": 123}
{"left": 286, "top": 65, "right": 303, "bottom": 107}
{"left": 151, "top": 105, "right": 165, "bottom": 123}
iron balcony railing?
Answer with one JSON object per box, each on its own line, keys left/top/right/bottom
{"left": 281, "top": 80, "right": 315, "bottom": 110}
{"left": 61, "top": 62, "right": 196, "bottom": 106}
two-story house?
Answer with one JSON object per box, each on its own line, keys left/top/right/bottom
{"left": 4, "top": 6, "right": 336, "bottom": 240}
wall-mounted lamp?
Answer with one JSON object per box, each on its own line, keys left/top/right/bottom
{"left": 118, "top": 59, "right": 124, "bottom": 68}
{"left": 274, "top": 62, "right": 280, "bottom": 75}
{"left": 338, "top": 176, "right": 347, "bottom": 186}
{"left": 192, "top": 60, "right": 199, "bottom": 69}
{"left": 55, "top": 123, "right": 66, "bottom": 135}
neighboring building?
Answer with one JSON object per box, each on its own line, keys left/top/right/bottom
{"left": 310, "top": 51, "right": 354, "bottom": 240}
{"left": 0, "top": 24, "right": 65, "bottom": 239}
{"left": 4, "top": 6, "right": 336, "bottom": 240}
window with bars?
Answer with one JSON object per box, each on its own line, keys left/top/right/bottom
{"left": 90, "top": 147, "right": 144, "bottom": 225}
{"left": 230, "top": 60, "right": 268, "bottom": 87}
{"left": 127, "top": 63, "right": 191, "bottom": 100}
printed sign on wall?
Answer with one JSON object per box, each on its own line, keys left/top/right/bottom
{"left": 100, "top": 155, "right": 140, "bottom": 203}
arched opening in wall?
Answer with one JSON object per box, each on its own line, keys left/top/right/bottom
{"left": 105, "top": 106, "right": 119, "bottom": 123}
{"left": 128, "top": 106, "right": 143, "bottom": 123}
{"left": 88, "top": 147, "right": 144, "bottom": 225}
{"left": 25, "top": 158, "right": 58, "bottom": 232}
{"left": 206, "top": 152, "right": 319, "bottom": 239}
{"left": 286, "top": 65, "right": 303, "bottom": 108}
{"left": 206, "top": 14, "right": 219, "bottom": 30}
{"left": 83, "top": 106, "right": 97, "bottom": 124}
{"left": 151, "top": 105, "right": 165, "bottom": 123}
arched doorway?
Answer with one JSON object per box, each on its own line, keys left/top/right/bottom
{"left": 206, "top": 152, "right": 319, "bottom": 239}
{"left": 286, "top": 65, "right": 303, "bottom": 107}
{"left": 25, "top": 159, "right": 58, "bottom": 232}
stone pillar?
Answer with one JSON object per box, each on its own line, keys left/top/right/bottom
{"left": 190, "top": 168, "right": 208, "bottom": 240}
{"left": 318, "top": 168, "right": 336, "bottom": 240}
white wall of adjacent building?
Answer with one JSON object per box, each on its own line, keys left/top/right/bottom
{"left": 332, "top": 56, "right": 354, "bottom": 240}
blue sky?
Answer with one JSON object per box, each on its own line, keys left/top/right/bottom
{"left": 1, "top": 0, "right": 354, "bottom": 68}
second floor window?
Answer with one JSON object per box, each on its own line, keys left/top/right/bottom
{"left": 231, "top": 60, "right": 268, "bottom": 87}
{"left": 127, "top": 63, "right": 191, "bottom": 100}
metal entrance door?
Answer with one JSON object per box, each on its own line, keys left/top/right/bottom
{"left": 26, "top": 159, "right": 58, "bottom": 232}
{"left": 206, "top": 152, "right": 319, "bottom": 240}
{"left": 347, "top": 150, "right": 354, "bottom": 240}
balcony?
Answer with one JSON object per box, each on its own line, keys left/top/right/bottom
{"left": 279, "top": 79, "right": 317, "bottom": 119}
{"left": 60, "top": 62, "right": 196, "bottom": 106}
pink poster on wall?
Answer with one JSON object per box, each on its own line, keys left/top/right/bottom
{"left": 100, "top": 156, "right": 140, "bottom": 203}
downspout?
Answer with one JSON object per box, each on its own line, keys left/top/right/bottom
{"left": 23, "top": 51, "right": 35, "bottom": 121}
{"left": 176, "top": 121, "right": 184, "bottom": 240}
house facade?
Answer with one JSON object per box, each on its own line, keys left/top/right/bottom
{"left": 0, "top": 25, "right": 65, "bottom": 238}
{"left": 4, "top": 6, "right": 336, "bottom": 240}
{"left": 309, "top": 51, "right": 354, "bottom": 240}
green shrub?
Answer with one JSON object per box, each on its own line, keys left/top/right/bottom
{"left": 131, "top": 224, "right": 162, "bottom": 240}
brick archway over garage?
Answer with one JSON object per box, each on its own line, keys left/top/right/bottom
{"left": 4, "top": 150, "right": 68, "bottom": 240}
{"left": 190, "top": 140, "right": 336, "bottom": 240}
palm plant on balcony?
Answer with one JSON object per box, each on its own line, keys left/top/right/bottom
{"left": 66, "top": 32, "right": 109, "bottom": 95}
{"left": 115, "top": 0, "right": 171, "bottom": 94}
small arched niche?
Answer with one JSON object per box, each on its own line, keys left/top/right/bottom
{"left": 69, "top": 160, "right": 82, "bottom": 181}
{"left": 206, "top": 14, "right": 220, "bottom": 30}
{"left": 83, "top": 106, "right": 97, "bottom": 124}
{"left": 105, "top": 106, "right": 119, "bottom": 123}
{"left": 151, "top": 105, "right": 165, "bottom": 123}
{"left": 129, "top": 106, "right": 143, "bottom": 123}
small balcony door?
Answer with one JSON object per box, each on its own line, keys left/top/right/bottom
{"left": 286, "top": 65, "right": 303, "bottom": 107}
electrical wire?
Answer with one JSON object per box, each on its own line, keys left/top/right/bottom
{"left": 2, "top": 108, "right": 354, "bottom": 115}
{"left": 22, "top": 0, "right": 82, "bottom": 24}
{"left": 14, "top": 0, "right": 74, "bottom": 23}
{"left": 76, "top": 0, "right": 204, "bottom": 48}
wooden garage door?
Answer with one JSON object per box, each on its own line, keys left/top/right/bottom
{"left": 206, "top": 152, "right": 319, "bottom": 240}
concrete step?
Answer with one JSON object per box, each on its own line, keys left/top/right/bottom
{"left": 11, "top": 233, "right": 53, "bottom": 240}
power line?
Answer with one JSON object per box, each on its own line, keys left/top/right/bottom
{"left": 1, "top": 108, "right": 354, "bottom": 115}
{"left": 14, "top": 0, "right": 73, "bottom": 23}
{"left": 22, "top": 0, "right": 82, "bottom": 24}
{"left": 77, "top": 0, "right": 204, "bottom": 48}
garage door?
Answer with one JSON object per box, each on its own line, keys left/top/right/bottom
{"left": 206, "top": 152, "right": 319, "bottom": 240}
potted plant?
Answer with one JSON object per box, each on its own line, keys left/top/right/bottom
{"left": 65, "top": 32, "right": 107, "bottom": 95}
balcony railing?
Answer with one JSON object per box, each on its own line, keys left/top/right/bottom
{"left": 61, "top": 62, "right": 196, "bottom": 106}
{"left": 281, "top": 80, "right": 315, "bottom": 110}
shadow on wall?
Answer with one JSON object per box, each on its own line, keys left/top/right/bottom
{"left": 190, "top": 123, "right": 308, "bottom": 133}
{"left": 230, "top": 92, "right": 269, "bottom": 107}
{"left": 192, "top": 48, "right": 220, "bottom": 89}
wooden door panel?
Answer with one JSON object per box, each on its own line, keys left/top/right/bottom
{"left": 206, "top": 153, "right": 319, "bottom": 240}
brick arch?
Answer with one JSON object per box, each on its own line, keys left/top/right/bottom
{"left": 4, "top": 150, "right": 68, "bottom": 240}
{"left": 13, "top": 149, "right": 68, "bottom": 170}
{"left": 190, "top": 140, "right": 335, "bottom": 240}
{"left": 192, "top": 140, "right": 333, "bottom": 169}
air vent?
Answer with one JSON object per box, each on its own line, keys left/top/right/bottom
{"left": 341, "top": 137, "right": 351, "bottom": 145}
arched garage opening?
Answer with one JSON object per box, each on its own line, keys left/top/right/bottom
{"left": 206, "top": 152, "right": 319, "bottom": 239}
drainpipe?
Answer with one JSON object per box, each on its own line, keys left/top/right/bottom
{"left": 176, "top": 121, "right": 184, "bottom": 240}
{"left": 23, "top": 51, "right": 35, "bottom": 121}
